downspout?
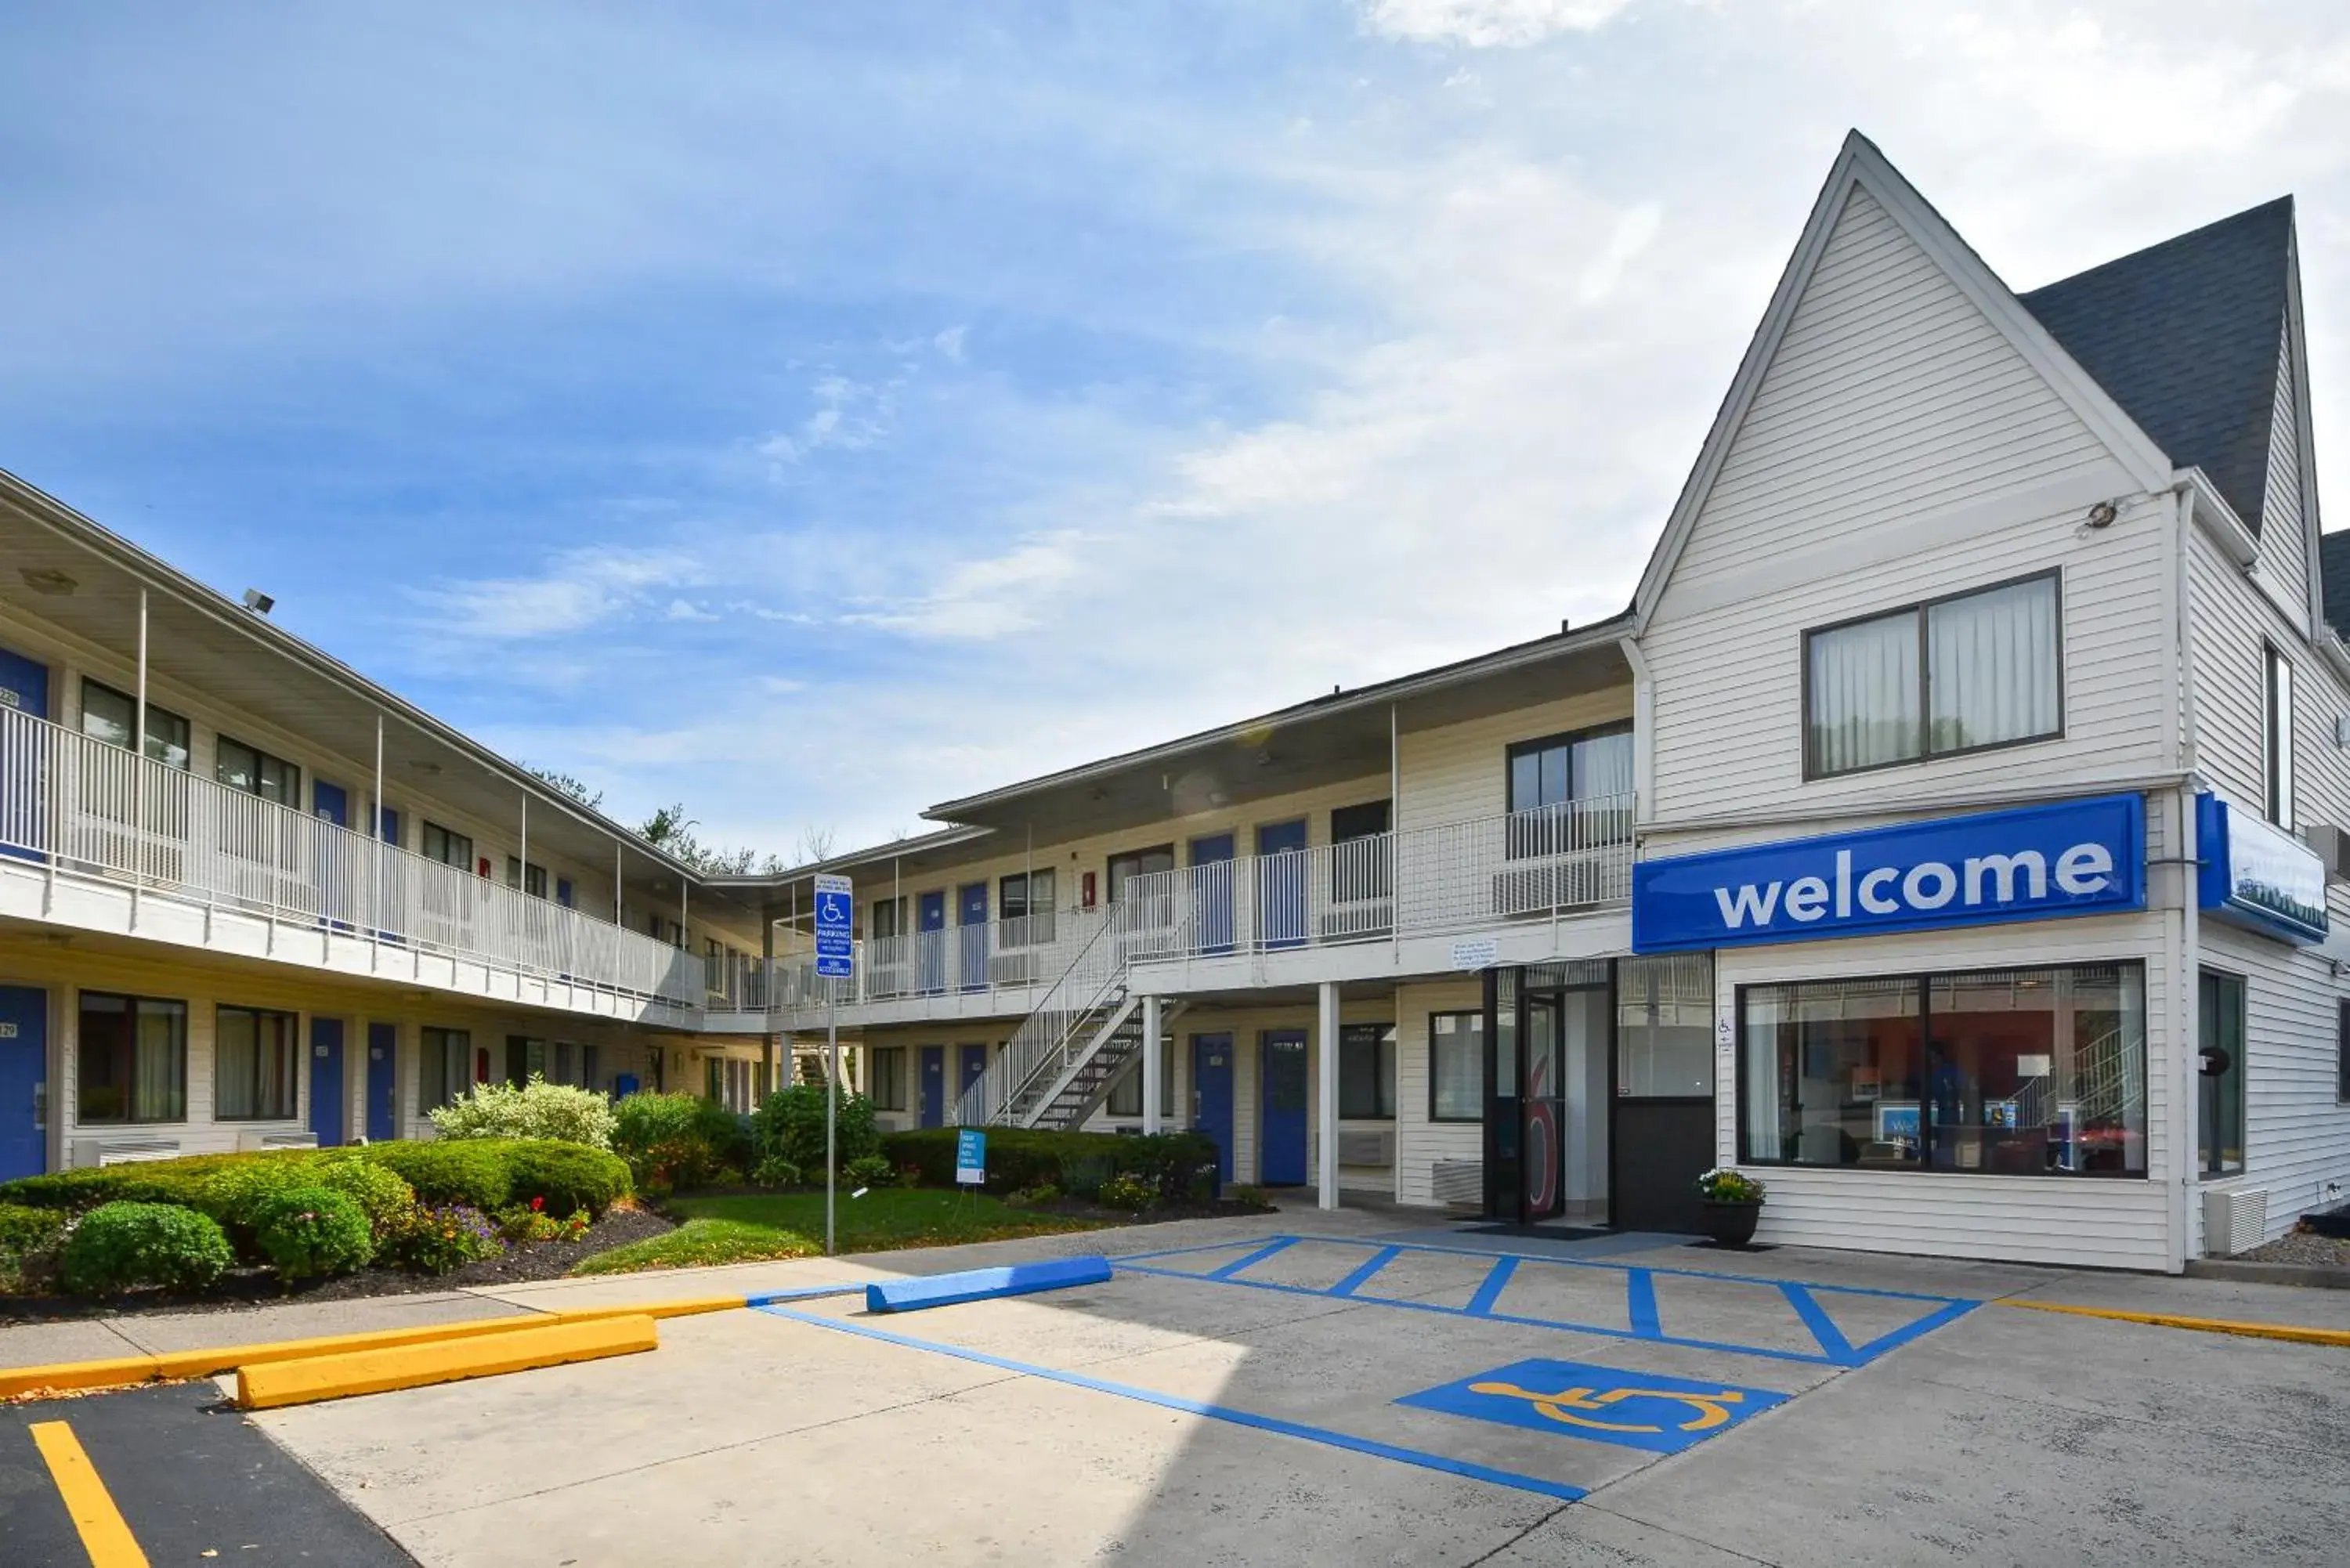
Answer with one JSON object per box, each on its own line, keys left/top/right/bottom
{"left": 2171, "top": 482, "right": 2201, "bottom": 1274}
{"left": 1617, "top": 636, "right": 1654, "bottom": 829}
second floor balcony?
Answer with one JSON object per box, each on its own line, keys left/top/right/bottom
{"left": 742, "top": 790, "right": 1636, "bottom": 1030}
{"left": 1, "top": 704, "right": 707, "bottom": 1016}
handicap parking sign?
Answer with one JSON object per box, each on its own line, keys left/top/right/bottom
{"left": 1397, "top": 1357, "right": 1789, "bottom": 1455}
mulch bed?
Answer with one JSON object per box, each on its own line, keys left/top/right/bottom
{"left": 0, "top": 1206, "right": 677, "bottom": 1324}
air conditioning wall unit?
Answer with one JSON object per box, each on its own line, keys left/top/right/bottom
{"left": 78, "top": 1138, "right": 181, "bottom": 1168}
{"left": 2203, "top": 1186, "right": 2269, "bottom": 1256}
{"left": 237, "top": 1129, "right": 320, "bottom": 1153}
{"left": 1430, "top": 1159, "right": 1483, "bottom": 1207}
{"left": 1337, "top": 1129, "right": 1396, "bottom": 1167}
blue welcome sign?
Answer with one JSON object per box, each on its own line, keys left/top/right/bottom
{"left": 1398, "top": 1357, "right": 1789, "bottom": 1454}
{"left": 1632, "top": 794, "right": 2146, "bottom": 953}
{"left": 2197, "top": 793, "right": 2327, "bottom": 945}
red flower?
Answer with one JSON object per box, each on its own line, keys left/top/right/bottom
{"left": 531, "top": 1196, "right": 544, "bottom": 1212}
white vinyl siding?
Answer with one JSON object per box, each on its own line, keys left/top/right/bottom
{"left": 1394, "top": 690, "right": 1634, "bottom": 833}
{"left": 1643, "top": 185, "right": 2162, "bottom": 822}
{"left": 1394, "top": 978, "right": 1484, "bottom": 1206}
{"left": 2254, "top": 324, "right": 2309, "bottom": 616}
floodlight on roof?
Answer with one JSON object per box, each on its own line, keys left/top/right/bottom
{"left": 242, "top": 587, "right": 275, "bottom": 616}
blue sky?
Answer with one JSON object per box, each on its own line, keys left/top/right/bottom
{"left": 5, "top": 1, "right": 2349, "bottom": 860}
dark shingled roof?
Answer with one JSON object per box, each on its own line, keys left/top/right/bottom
{"left": 2321, "top": 530, "right": 2350, "bottom": 641}
{"left": 2020, "top": 197, "right": 2294, "bottom": 532}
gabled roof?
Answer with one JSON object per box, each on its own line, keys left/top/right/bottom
{"left": 2019, "top": 198, "right": 2295, "bottom": 533}
{"left": 2320, "top": 531, "right": 2350, "bottom": 642}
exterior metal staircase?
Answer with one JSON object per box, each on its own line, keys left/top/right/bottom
{"left": 953, "top": 888, "right": 1191, "bottom": 1129}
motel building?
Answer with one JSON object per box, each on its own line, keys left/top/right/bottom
{"left": 5, "top": 133, "right": 2350, "bottom": 1273}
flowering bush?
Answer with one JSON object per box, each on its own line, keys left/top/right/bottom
{"left": 1694, "top": 1168, "right": 1766, "bottom": 1204}
{"left": 494, "top": 1196, "right": 592, "bottom": 1244}
{"left": 251, "top": 1187, "right": 374, "bottom": 1281}
{"left": 1097, "top": 1171, "right": 1156, "bottom": 1212}
{"left": 379, "top": 1204, "right": 504, "bottom": 1274}
{"left": 428, "top": 1075, "right": 618, "bottom": 1150}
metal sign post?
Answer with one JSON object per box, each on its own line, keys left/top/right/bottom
{"left": 813, "top": 873, "right": 855, "bottom": 1257}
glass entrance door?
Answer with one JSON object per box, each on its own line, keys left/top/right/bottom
{"left": 1484, "top": 963, "right": 1607, "bottom": 1225}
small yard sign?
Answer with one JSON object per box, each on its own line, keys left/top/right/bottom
{"left": 956, "top": 1129, "right": 987, "bottom": 1186}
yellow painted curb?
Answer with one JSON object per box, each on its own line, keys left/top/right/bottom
{"left": 1999, "top": 1298, "right": 2350, "bottom": 1347}
{"left": 1, "top": 1294, "right": 748, "bottom": 1400}
{"left": 30, "top": 1419, "right": 150, "bottom": 1567}
{"left": 236, "top": 1314, "right": 660, "bottom": 1409}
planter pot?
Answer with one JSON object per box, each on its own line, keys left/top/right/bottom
{"left": 1697, "top": 1199, "right": 1762, "bottom": 1248}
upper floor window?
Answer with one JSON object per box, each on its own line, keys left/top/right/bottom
{"left": 216, "top": 735, "right": 299, "bottom": 804}
{"left": 998, "top": 869, "right": 1056, "bottom": 945}
{"left": 2264, "top": 644, "right": 2294, "bottom": 829}
{"left": 421, "top": 821, "right": 473, "bottom": 870}
{"left": 1506, "top": 724, "right": 1631, "bottom": 858}
{"left": 1331, "top": 800, "right": 1391, "bottom": 902}
{"left": 505, "top": 856, "right": 548, "bottom": 898}
{"left": 79, "top": 679, "right": 191, "bottom": 770}
{"left": 1805, "top": 572, "right": 2061, "bottom": 779}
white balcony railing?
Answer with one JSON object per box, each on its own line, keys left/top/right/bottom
{"left": 1, "top": 705, "right": 704, "bottom": 1009}
{"left": 754, "top": 793, "right": 1634, "bottom": 1030}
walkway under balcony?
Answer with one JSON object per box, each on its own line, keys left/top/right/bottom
{"left": 0, "top": 706, "right": 706, "bottom": 1024}
{"left": 742, "top": 793, "right": 1635, "bottom": 1035}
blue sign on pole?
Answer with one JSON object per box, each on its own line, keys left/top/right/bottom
{"left": 956, "top": 1128, "right": 987, "bottom": 1186}
{"left": 1632, "top": 793, "right": 2146, "bottom": 954}
{"left": 814, "top": 873, "right": 855, "bottom": 979}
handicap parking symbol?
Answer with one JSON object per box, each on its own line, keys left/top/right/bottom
{"left": 1397, "top": 1358, "right": 1790, "bottom": 1454}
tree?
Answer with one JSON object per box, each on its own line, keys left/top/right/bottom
{"left": 638, "top": 804, "right": 788, "bottom": 878}
{"left": 797, "top": 826, "right": 837, "bottom": 865}
{"left": 529, "top": 767, "right": 605, "bottom": 812}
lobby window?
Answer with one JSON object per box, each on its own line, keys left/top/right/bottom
{"left": 999, "top": 870, "right": 1056, "bottom": 945}
{"left": 1429, "top": 1011, "right": 1484, "bottom": 1122}
{"left": 2264, "top": 645, "right": 2294, "bottom": 828}
{"left": 2198, "top": 970, "right": 2246, "bottom": 1176}
{"left": 1617, "top": 953, "right": 1715, "bottom": 1097}
{"left": 421, "top": 822, "right": 473, "bottom": 870}
{"left": 1806, "top": 572, "right": 2061, "bottom": 778}
{"left": 1740, "top": 962, "right": 2144, "bottom": 1177}
{"left": 870, "top": 1046, "right": 906, "bottom": 1111}
{"left": 1506, "top": 724, "right": 1632, "bottom": 858}
{"left": 77, "top": 992, "right": 186, "bottom": 1124}
{"left": 1340, "top": 1023, "right": 1397, "bottom": 1118}
{"left": 215, "top": 1006, "right": 298, "bottom": 1120}
{"left": 418, "top": 1026, "right": 473, "bottom": 1111}
{"left": 79, "top": 680, "right": 191, "bottom": 770}
{"left": 215, "top": 735, "right": 299, "bottom": 806}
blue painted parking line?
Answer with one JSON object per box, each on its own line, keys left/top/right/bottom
{"left": 754, "top": 1302, "right": 1585, "bottom": 1503}
{"left": 1112, "top": 1237, "right": 1980, "bottom": 1368}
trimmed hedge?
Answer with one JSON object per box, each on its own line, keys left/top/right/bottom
{"left": 880, "top": 1128, "right": 1220, "bottom": 1203}
{"left": 58, "top": 1201, "right": 233, "bottom": 1295}
{"left": 0, "top": 1139, "right": 630, "bottom": 1227}
{"left": 251, "top": 1187, "right": 374, "bottom": 1280}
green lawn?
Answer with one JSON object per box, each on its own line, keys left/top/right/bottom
{"left": 571, "top": 1188, "right": 1110, "bottom": 1276}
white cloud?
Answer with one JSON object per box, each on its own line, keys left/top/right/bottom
{"left": 933, "top": 325, "right": 967, "bottom": 361}
{"left": 844, "top": 532, "right": 1088, "bottom": 641}
{"left": 759, "top": 374, "right": 898, "bottom": 466}
{"left": 664, "top": 598, "right": 721, "bottom": 623}
{"left": 427, "top": 547, "right": 707, "bottom": 641}
{"left": 1361, "top": 0, "right": 1636, "bottom": 49}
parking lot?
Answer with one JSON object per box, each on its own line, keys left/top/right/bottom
{"left": 10, "top": 1209, "right": 2350, "bottom": 1565}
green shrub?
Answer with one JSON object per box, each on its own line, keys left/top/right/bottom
{"left": 2, "top": 1151, "right": 273, "bottom": 1213}
{"left": 750, "top": 1154, "right": 803, "bottom": 1189}
{"left": 358, "top": 1140, "right": 515, "bottom": 1211}
{"left": 378, "top": 1204, "right": 504, "bottom": 1274}
{"left": 1003, "top": 1182, "right": 1060, "bottom": 1208}
{"left": 880, "top": 1129, "right": 1219, "bottom": 1203}
{"left": 612, "top": 1093, "right": 748, "bottom": 1190}
{"left": 500, "top": 1141, "right": 631, "bottom": 1217}
{"left": 1097, "top": 1171, "right": 1155, "bottom": 1212}
{"left": 309, "top": 1154, "right": 420, "bottom": 1237}
{"left": 841, "top": 1154, "right": 895, "bottom": 1188}
{"left": 1230, "top": 1184, "right": 1273, "bottom": 1210}
{"left": 251, "top": 1187, "right": 373, "bottom": 1281}
{"left": 0, "top": 1201, "right": 67, "bottom": 1292}
{"left": 428, "top": 1075, "right": 619, "bottom": 1150}
{"left": 751, "top": 1084, "right": 878, "bottom": 1175}
{"left": 58, "top": 1202, "right": 233, "bottom": 1295}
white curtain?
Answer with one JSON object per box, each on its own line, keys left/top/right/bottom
{"left": 1809, "top": 611, "right": 1919, "bottom": 773}
{"left": 1927, "top": 576, "right": 2059, "bottom": 753}
{"left": 1741, "top": 990, "right": 1783, "bottom": 1161}
{"left": 133, "top": 1001, "right": 186, "bottom": 1122}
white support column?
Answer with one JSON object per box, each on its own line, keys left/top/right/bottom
{"left": 1141, "top": 992, "right": 1162, "bottom": 1135}
{"left": 1317, "top": 979, "right": 1340, "bottom": 1211}
{"left": 131, "top": 587, "right": 148, "bottom": 923}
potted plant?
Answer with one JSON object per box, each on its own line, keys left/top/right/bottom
{"left": 1694, "top": 1167, "right": 1766, "bottom": 1248}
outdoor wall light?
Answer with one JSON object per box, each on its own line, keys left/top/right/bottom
{"left": 2084, "top": 501, "right": 2118, "bottom": 529}
{"left": 18, "top": 567, "right": 76, "bottom": 595}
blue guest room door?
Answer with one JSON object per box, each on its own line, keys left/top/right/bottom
{"left": 1256, "top": 820, "right": 1308, "bottom": 948}
{"left": 0, "top": 987, "right": 47, "bottom": 1180}
{"left": 919, "top": 1046, "right": 946, "bottom": 1127}
{"left": 1260, "top": 1030, "right": 1307, "bottom": 1185}
{"left": 958, "top": 882, "right": 989, "bottom": 991}
{"left": 1191, "top": 1033, "right": 1235, "bottom": 1185}
{"left": 365, "top": 1022, "right": 397, "bottom": 1142}
{"left": 0, "top": 645, "right": 50, "bottom": 865}
{"left": 918, "top": 891, "right": 947, "bottom": 993}
{"left": 1189, "top": 834, "right": 1235, "bottom": 954}
{"left": 958, "top": 1043, "right": 988, "bottom": 1104}
{"left": 309, "top": 1018, "right": 345, "bottom": 1146}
